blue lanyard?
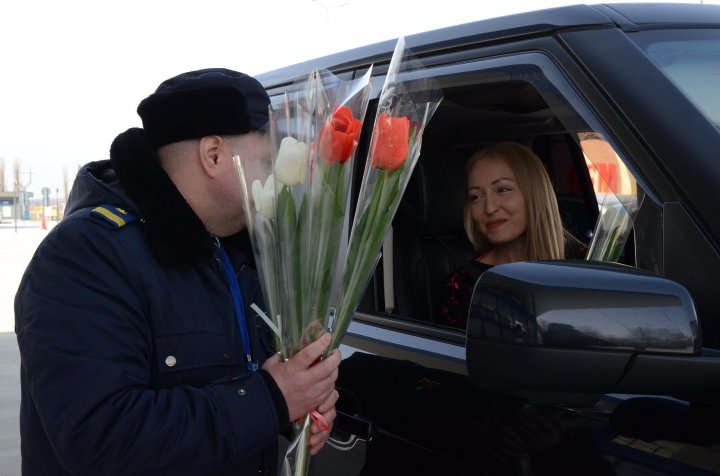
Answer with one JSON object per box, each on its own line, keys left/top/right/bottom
{"left": 216, "top": 241, "right": 256, "bottom": 371}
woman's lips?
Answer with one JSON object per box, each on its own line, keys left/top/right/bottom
{"left": 486, "top": 219, "right": 506, "bottom": 230}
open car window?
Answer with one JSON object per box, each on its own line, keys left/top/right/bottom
{"left": 360, "top": 52, "right": 655, "bottom": 326}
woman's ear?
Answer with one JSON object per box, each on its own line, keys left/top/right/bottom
{"left": 198, "top": 135, "right": 223, "bottom": 177}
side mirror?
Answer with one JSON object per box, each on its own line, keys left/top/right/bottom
{"left": 466, "top": 261, "right": 712, "bottom": 401}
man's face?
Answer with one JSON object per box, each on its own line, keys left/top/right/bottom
{"left": 218, "top": 132, "right": 271, "bottom": 235}
{"left": 233, "top": 131, "right": 273, "bottom": 206}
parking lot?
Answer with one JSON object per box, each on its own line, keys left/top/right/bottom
{"left": 0, "top": 219, "right": 54, "bottom": 475}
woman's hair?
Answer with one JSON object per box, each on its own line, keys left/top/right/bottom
{"left": 463, "top": 141, "right": 566, "bottom": 260}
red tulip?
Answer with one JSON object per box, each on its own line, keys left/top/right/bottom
{"left": 370, "top": 113, "right": 410, "bottom": 171}
{"left": 318, "top": 105, "right": 362, "bottom": 164}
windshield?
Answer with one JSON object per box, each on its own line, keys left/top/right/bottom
{"left": 631, "top": 29, "right": 720, "bottom": 129}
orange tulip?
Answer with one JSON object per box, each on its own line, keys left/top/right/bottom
{"left": 370, "top": 113, "right": 410, "bottom": 171}
{"left": 318, "top": 105, "right": 362, "bottom": 164}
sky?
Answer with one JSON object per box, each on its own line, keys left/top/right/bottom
{"left": 1, "top": 0, "right": 717, "bottom": 199}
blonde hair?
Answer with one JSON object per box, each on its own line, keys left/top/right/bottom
{"left": 463, "top": 142, "right": 565, "bottom": 260}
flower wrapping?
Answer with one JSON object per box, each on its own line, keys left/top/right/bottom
{"left": 234, "top": 67, "right": 373, "bottom": 476}
{"left": 329, "top": 37, "right": 443, "bottom": 351}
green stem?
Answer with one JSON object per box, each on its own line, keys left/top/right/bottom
{"left": 309, "top": 163, "right": 346, "bottom": 330}
{"left": 331, "top": 168, "right": 403, "bottom": 350}
{"left": 277, "top": 185, "right": 302, "bottom": 357}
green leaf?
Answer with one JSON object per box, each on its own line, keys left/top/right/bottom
{"left": 331, "top": 170, "right": 390, "bottom": 349}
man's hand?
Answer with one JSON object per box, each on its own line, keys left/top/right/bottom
{"left": 308, "top": 388, "right": 339, "bottom": 455}
{"left": 262, "top": 333, "right": 341, "bottom": 423}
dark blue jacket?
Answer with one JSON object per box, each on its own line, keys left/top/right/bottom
{"left": 16, "top": 132, "right": 287, "bottom": 476}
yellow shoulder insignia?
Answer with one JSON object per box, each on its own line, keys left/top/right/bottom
{"left": 90, "top": 205, "right": 137, "bottom": 229}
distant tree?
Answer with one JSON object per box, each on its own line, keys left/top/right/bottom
{"left": 0, "top": 156, "right": 5, "bottom": 192}
{"left": 13, "top": 159, "right": 21, "bottom": 191}
{"left": 62, "top": 165, "right": 71, "bottom": 202}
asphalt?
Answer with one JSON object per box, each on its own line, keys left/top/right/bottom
{"left": 0, "top": 219, "right": 54, "bottom": 475}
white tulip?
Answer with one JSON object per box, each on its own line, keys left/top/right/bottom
{"left": 252, "top": 175, "right": 276, "bottom": 219}
{"left": 274, "top": 136, "right": 308, "bottom": 186}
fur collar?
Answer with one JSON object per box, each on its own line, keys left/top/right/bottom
{"left": 110, "top": 127, "right": 215, "bottom": 264}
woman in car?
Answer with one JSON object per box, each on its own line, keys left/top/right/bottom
{"left": 435, "top": 142, "right": 613, "bottom": 476}
{"left": 441, "top": 141, "right": 577, "bottom": 328}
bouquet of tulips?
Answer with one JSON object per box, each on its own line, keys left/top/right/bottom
{"left": 235, "top": 37, "right": 441, "bottom": 476}
{"left": 234, "top": 67, "right": 373, "bottom": 476}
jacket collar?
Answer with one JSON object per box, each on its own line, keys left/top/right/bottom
{"left": 109, "top": 127, "right": 215, "bottom": 264}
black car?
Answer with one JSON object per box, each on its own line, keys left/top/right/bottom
{"left": 257, "top": 3, "right": 720, "bottom": 475}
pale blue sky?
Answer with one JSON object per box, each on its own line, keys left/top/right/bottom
{"left": 0, "top": 0, "right": 715, "bottom": 197}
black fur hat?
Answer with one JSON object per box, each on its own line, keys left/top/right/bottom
{"left": 137, "top": 68, "right": 270, "bottom": 148}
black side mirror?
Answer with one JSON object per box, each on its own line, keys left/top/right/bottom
{"left": 466, "top": 261, "right": 703, "bottom": 401}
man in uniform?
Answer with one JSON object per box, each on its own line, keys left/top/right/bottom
{"left": 15, "top": 68, "right": 340, "bottom": 475}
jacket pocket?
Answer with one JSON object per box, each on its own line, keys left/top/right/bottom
{"left": 153, "top": 332, "right": 239, "bottom": 388}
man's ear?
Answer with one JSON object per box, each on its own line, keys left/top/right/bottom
{"left": 198, "top": 135, "right": 224, "bottom": 177}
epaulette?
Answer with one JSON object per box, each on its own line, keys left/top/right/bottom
{"left": 90, "top": 205, "right": 137, "bottom": 229}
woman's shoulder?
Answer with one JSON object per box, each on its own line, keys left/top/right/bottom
{"left": 466, "top": 257, "right": 493, "bottom": 279}
{"left": 446, "top": 257, "right": 492, "bottom": 285}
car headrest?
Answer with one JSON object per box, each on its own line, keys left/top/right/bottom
{"left": 396, "top": 148, "right": 471, "bottom": 238}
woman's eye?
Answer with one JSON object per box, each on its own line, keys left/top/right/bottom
{"left": 468, "top": 193, "right": 483, "bottom": 202}
{"left": 497, "top": 186, "right": 512, "bottom": 193}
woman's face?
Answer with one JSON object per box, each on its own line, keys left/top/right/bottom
{"left": 467, "top": 157, "right": 527, "bottom": 248}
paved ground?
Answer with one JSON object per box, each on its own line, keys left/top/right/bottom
{"left": 0, "top": 219, "right": 55, "bottom": 475}
{"left": 0, "top": 332, "right": 20, "bottom": 476}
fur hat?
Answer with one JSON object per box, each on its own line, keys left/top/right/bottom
{"left": 137, "top": 68, "right": 270, "bottom": 148}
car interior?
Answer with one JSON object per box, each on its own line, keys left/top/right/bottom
{"left": 356, "top": 77, "right": 613, "bottom": 327}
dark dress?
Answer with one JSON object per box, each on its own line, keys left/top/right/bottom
{"left": 440, "top": 257, "right": 493, "bottom": 328}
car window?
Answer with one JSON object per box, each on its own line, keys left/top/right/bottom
{"left": 358, "top": 52, "right": 653, "bottom": 326}
{"left": 580, "top": 132, "right": 641, "bottom": 263}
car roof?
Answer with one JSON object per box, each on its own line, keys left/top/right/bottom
{"left": 256, "top": 2, "right": 720, "bottom": 89}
